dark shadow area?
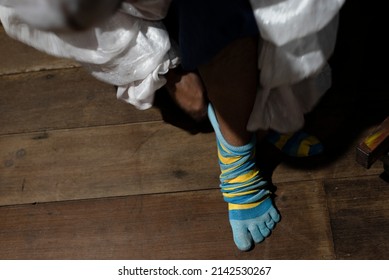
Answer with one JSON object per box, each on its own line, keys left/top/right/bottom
{"left": 379, "top": 171, "right": 389, "bottom": 183}
{"left": 258, "top": 0, "right": 389, "bottom": 177}
{"left": 153, "top": 87, "right": 213, "bottom": 134}
{"left": 308, "top": 0, "right": 388, "bottom": 150}
{"left": 154, "top": 0, "right": 388, "bottom": 178}
{"left": 325, "top": 176, "right": 389, "bottom": 259}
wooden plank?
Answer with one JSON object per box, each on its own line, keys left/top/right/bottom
{"left": 0, "top": 121, "right": 384, "bottom": 206}
{"left": 0, "top": 122, "right": 220, "bottom": 206}
{"left": 325, "top": 176, "right": 389, "bottom": 259}
{"left": 0, "top": 68, "right": 162, "bottom": 135}
{"left": 0, "top": 27, "right": 79, "bottom": 75}
{"left": 0, "top": 181, "right": 334, "bottom": 259}
{"left": 265, "top": 180, "right": 335, "bottom": 260}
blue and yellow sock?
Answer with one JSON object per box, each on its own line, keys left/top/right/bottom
{"left": 266, "top": 130, "right": 324, "bottom": 157}
{"left": 208, "top": 104, "right": 280, "bottom": 251}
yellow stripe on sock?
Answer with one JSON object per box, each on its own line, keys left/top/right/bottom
{"left": 305, "top": 135, "right": 320, "bottom": 145}
{"left": 223, "top": 189, "right": 258, "bottom": 198}
{"left": 218, "top": 149, "right": 241, "bottom": 165}
{"left": 222, "top": 177, "right": 262, "bottom": 191}
{"left": 224, "top": 169, "right": 259, "bottom": 184}
{"left": 219, "top": 153, "right": 257, "bottom": 173}
{"left": 221, "top": 164, "right": 243, "bottom": 175}
{"left": 297, "top": 135, "right": 320, "bottom": 157}
{"left": 297, "top": 141, "right": 310, "bottom": 157}
{"left": 228, "top": 195, "right": 271, "bottom": 210}
{"left": 228, "top": 201, "right": 261, "bottom": 210}
{"left": 223, "top": 184, "right": 248, "bottom": 191}
{"left": 274, "top": 133, "right": 293, "bottom": 150}
{"left": 219, "top": 142, "right": 231, "bottom": 154}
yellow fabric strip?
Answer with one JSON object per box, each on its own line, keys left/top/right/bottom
{"left": 228, "top": 194, "right": 270, "bottom": 210}
{"left": 305, "top": 135, "right": 320, "bottom": 145}
{"left": 228, "top": 201, "right": 261, "bottom": 210}
{"left": 297, "top": 140, "right": 310, "bottom": 157}
{"left": 223, "top": 189, "right": 257, "bottom": 198}
{"left": 274, "top": 133, "right": 291, "bottom": 150}
{"left": 224, "top": 169, "right": 259, "bottom": 184}
{"left": 297, "top": 135, "right": 320, "bottom": 157}
{"left": 218, "top": 149, "right": 241, "bottom": 165}
{"left": 222, "top": 178, "right": 262, "bottom": 191}
{"left": 219, "top": 142, "right": 231, "bottom": 154}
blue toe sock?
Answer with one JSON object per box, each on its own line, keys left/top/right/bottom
{"left": 208, "top": 104, "right": 280, "bottom": 251}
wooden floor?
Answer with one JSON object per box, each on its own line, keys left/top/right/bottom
{"left": 0, "top": 9, "right": 388, "bottom": 260}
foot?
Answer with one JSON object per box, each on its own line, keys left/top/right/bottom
{"left": 266, "top": 130, "right": 324, "bottom": 157}
{"left": 208, "top": 104, "right": 280, "bottom": 250}
{"left": 165, "top": 68, "right": 207, "bottom": 121}
{"left": 229, "top": 198, "right": 280, "bottom": 251}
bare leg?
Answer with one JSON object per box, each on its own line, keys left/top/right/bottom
{"left": 198, "top": 37, "right": 259, "bottom": 146}
{"left": 199, "top": 37, "right": 280, "bottom": 251}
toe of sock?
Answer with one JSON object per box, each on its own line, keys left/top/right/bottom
{"left": 259, "top": 225, "right": 271, "bottom": 238}
{"left": 234, "top": 236, "right": 253, "bottom": 251}
{"left": 269, "top": 207, "right": 281, "bottom": 223}
{"left": 230, "top": 221, "right": 254, "bottom": 251}
{"left": 229, "top": 201, "right": 281, "bottom": 250}
{"left": 248, "top": 225, "right": 265, "bottom": 244}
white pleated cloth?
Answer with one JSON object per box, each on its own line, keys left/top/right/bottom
{"left": 0, "top": 0, "right": 345, "bottom": 132}
{"left": 248, "top": 0, "right": 345, "bottom": 132}
{"left": 0, "top": 0, "right": 177, "bottom": 110}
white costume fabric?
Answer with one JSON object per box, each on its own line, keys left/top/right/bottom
{"left": 247, "top": 0, "right": 345, "bottom": 132}
{"left": 0, "top": 0, "right": 345, "bottom": 132}
{"left": 0, "top": 0, "right": 177, "bottom": 110}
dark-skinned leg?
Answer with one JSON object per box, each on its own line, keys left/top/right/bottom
{"left": 199, "top": 37, "right": 258, "bottom": 146}
{"left": 199, "top": 37, "right": 280, "bottom": 251}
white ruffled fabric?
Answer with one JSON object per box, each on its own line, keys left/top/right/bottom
{"left": 0, "top": 0, "right": 177, "bottom": 110}
{"left": 247, "top": 0, "right": 345, "bottom": 132}
{"left": 0, "top": 0, "right": 344, "bottom": 131}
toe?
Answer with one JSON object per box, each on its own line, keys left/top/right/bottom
{"left": 248, "top": 225, "right": 265, "bottom": 244}
{"left": 266, "top": 218, "right": 275, "bottom": 230}
{"left": 259, "top": 224, "right": 271, "bottom": 238}
{"left": 233, "top": 231, "right": 253, "bottom": 251}
{"left": 269, "top": 207, "right": 281, "bottom": 223}
{"left": 230, "top": 221, "right": 253, "bottom": 251}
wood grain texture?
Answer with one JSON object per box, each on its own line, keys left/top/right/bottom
{"left": 0, "top": 121, "right": 383, "bottom": 206}
{"left": 0, "top": 68, "right": 162, "bottom": 135}
{"left": 0, "top": 122, "right": 219, "bottom": 206}
{"left": 0, "top": 181, "right": 334, "bottom": 260}
{"left": 0, "top": 9, "right": 388, "bottom": 261}
{"left": 325, "top": 176, "right": 389, "bottom": 259}
{"left": 0, "top": 28, "right": 79, "bottom": 75}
